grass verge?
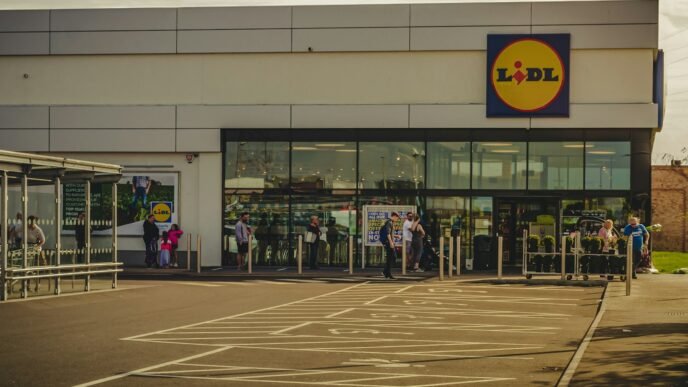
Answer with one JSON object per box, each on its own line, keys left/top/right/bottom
{"left": 652, "top": 251, "right": 688, "bottom": 273}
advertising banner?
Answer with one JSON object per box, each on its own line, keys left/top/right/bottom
{"left": 487, "top": 34, "right": 570, "bottom": 117}
{"left": 362, "top": 205, "right": 416, "bottom": 247}
{"left": 118, "top": 173, "right": 178, "bottom": 235}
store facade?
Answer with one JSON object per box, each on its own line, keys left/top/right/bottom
{"left": 0, "top": 0, "right": 660, "bottom": 268}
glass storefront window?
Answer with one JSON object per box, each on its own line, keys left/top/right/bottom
{"left": 359, "top": 142, "right": 425, "bottom": 190}
{"left": 472, "top": 142, "right": 526, "bottom": 190}
{"left": 223, "top": 192, "right": 290, "bottom": 266}
{"left": 587, "top": 197, "right": 631, "bottom": 228}
{"left": 585, "top": 142, "right": 631, "bottom": 190}
{"left": 291, "top": 195, "right": 356, "bottom": 267}
{"left": 471, "top": 196, "right": 493, "bottom": 270}
{"left": 426, "top": 197, "right": 470, "bottom": 267}
{"left": 427, "top": 142, "right": 470, "bottom": 189}
{"left": 291, "top": 142, "right": 356, "bottom": 190}
{"left": 225, "top": 142, "right": 289, "bottom": 189}
{"left": 529, "top": 142, "right": 584, "bottom": 190}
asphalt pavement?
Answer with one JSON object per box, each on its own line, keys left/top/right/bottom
{"left": 0, "top": 276, "right": 605, "bottom": 386}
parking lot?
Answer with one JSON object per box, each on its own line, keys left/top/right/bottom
{"left": 2, "top": 278, "right": 604, "bottom": 387}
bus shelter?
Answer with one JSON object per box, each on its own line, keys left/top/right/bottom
{"left": 0, "top": 150, "right": 122, "bottom": 301}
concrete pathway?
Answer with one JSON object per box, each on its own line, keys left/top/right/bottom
{"left": 569, "top": 275, "right": 688, "bottom": 386}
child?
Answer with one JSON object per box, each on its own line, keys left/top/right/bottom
{"left": 159, "top": 231, "right": 172, "bottom": 268}
{"left": 168, "top": 224, "right": 184, "bottom": 268}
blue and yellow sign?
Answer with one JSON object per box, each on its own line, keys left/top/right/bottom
{"left": 487, "top": 34, "right": 570, "bottom": 117}
{"left": 150, "top": 201, "right": 173, "bottom": 223}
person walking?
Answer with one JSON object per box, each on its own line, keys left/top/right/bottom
{"left": 402, "top": 212, "right": 414, "bottom": 270}
{"left": 410, "top": 215, "right": 426, "bottom": 272}
{"left": 380, "top": 212, "right": 400, "bottom": 279}
{"left": 623, "top": 217, "right": 649, "bottom": 279}
{"left": 306, "top": 215, "right": 322, "bottom": 270}
{"left": 142, "top": 214, "right": 159, "bottom": 268}
{"left": 168, "top": 224, "right": 184, "bottom": 268}
{"left": 254, "top": 213, "right": 270, "bottom": 265}
{"left": 235, "top": 212, "right": 251, "bottom": 271}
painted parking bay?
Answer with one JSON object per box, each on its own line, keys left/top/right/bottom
{"left": 79, "top": 281, "right": 604, "bottom": 386}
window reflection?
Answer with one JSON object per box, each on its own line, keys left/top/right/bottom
{"left": 359, "top": 142, "right": 425, "bottom": 190}
{"left": 585, "top": 142, "right": 631, "bottom": 190}
{"left": 427, "top": 142, "right": 470, "bottom": 189}
{"left": 291, "top": 142, "right": 356, "bottom": 190}
{"left": 225, "top": 142, "right": 289, "bottom": 189}
{"left": 472, "top": 142, "right": 526, "bottom": 190}
{"left": 529, "top": 142, "right": 584, "bottom": 190}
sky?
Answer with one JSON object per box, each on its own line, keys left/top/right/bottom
{"left": 0, "top": 0, "right": 684, "bottom": 164}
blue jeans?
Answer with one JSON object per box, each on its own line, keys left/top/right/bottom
{"left": 131, "top": 187, "right": 147, "bottom": 209}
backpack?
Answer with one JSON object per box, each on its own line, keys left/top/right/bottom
{"left": 379, "top": 219, "right": 391, "bottom": 245}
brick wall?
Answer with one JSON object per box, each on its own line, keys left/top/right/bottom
{"left": 652, "top": 166, "right": 688, "bottom": 252}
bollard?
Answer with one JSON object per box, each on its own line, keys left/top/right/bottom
{"left": 348, "top": 235, "right": 354, "bottom": 275}
{"left": 402, "top": 239, "right": 407, "bottom": 275}
{"left": 196, "top": 235, "right": 202, "bottom": 274}
{"left": 448, "top": 235, "right": 454, "bottom": 279}
{"left": 561, "top": 235, "right": 567, "bottom": 281}
{"left": 248, "top": 234, "right": 253, "bottom": 274}
{"left": 297, "top": 235, "right": 303, "bottom": 275}
{"left": 497, "top": 236, "right": 503, "bottom": 279}
{"left": 456, "top": 236, "right": 461, "bottom": 276}
{"left": 186, "top": 233, "right": 191, "bottom": 271}
{"left": 439, "top": 237, "right": 444, "bottom": 281}
{"left": 626, "top": 237, "right": 633, "bottom": 296}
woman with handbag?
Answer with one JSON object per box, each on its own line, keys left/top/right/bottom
{"left": 306, "top": 216, "right": 322, "bottom": 270}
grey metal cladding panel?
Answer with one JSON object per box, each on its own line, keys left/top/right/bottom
{"left": 0, "top": 33, "right": 49, "bottom": 55}
{"left": 50, "top": 8, "right": 176, "bottom": 31}
{"left": 176, "top": 129, "right": 221, "bottom": 152}
{"left": 51, "top": 106, "right": 176, "bottom": 129}
{"left": 411, "top": 26, "right": 531, "bottom": 51}
{"left": 178, "top": 30, "right": 291, "bottom": 53}
{"left": 0, "top": 106, "right": 49, "bottom": 128}
{"left": 50, "top": 129, "right": 175, "bottom": 152}
{"left": 177, "top": 105, "right": 290, "bottom": 128}
{"left": 293, "top": 28, "right": 409, "bottom": 52}
{"left": 532, "top": 0, "right": 658, "bottom": 25}
{"left": 532, "top": 24, "right": 657, "bottom": 49}
{"left": 0, "top": 11, "right": 49, "bottom": 32}
{"left": 410, "top": 105, "right": 528, "bottom": 128}
{"left": 0, "top": 129, "right": 49, "bottom": 152}
{"left": 50, "top": 31, "right": 176, "bottom": 54}
{"left": 178, "top": 7, "right": 291, "bottom": 29}
{"left": 293, "top": 5, "right": 409, "bottom": 28}
{"left": 410, "top": 3, "right": 531, "bottom": 27}
{"left": 292, "top": 105, "right": 408, "bottom": 128}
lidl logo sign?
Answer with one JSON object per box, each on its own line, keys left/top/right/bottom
{"left": 487, "top": 34, "right": 570, "bottom": 117}
{"left": 151, "top": 201, "right": 173, "bottom": 223}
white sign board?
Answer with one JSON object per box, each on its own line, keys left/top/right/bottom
{"left": 362, "top": 205, "right": 416, "bottom": 247}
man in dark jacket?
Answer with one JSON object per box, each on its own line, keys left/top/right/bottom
{"left": 143, "top": 214, "right": 159, "bottom": 268}
{"left": 380, "top": 212, "right": 400, "bottom": 279}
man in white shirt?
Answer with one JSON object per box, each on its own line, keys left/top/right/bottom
{"left": 25, "top": 215, "right": 46, "bottom": 250}
{"left": 402, "top": 212, "right": 414, "bottom": 267}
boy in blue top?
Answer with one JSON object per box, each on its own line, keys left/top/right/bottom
{"left": 623, "top": 217, "right": 649, "bottom": 279}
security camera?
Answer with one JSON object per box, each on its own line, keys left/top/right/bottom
{"left": 185, "top": 154, "right": 195, "bottom": 164}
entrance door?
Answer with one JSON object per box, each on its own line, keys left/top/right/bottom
{"left": 494, "top": 198, "right": 559, "bottom": 266}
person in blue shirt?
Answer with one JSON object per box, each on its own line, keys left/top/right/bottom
{"left": 623, "top": 217, "right": 649, "bottom": 279}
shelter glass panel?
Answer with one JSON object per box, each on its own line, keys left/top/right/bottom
{"left": 426, "top": 197, "right": 470, "bottom": 269}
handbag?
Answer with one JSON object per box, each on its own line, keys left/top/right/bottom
{"left": 304, "top": 231, "right": 317, "bottom": 244}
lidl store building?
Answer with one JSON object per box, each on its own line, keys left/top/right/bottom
{"left": 0, "top": 0, "right": 662, "bottom": 270}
